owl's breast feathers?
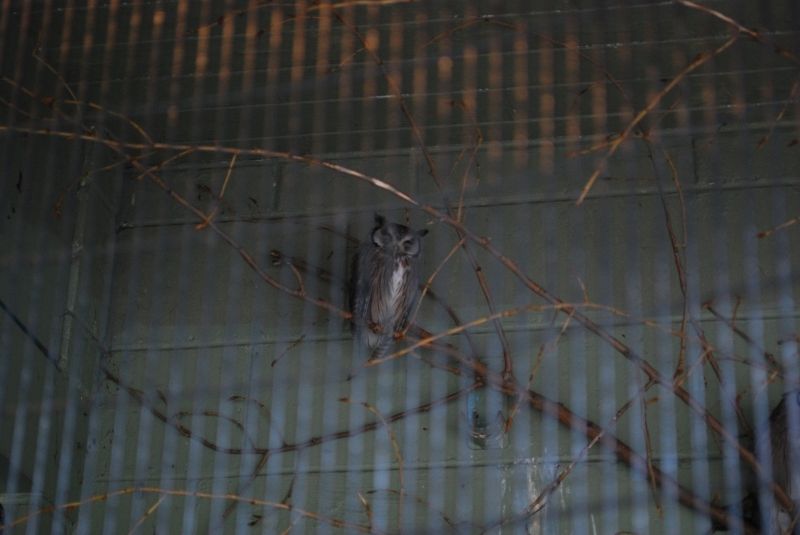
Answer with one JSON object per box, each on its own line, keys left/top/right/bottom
{"left": 369, "top": 254, "right": 415, "bottom": 331}
{"left": 388, "top": 262, "right": 408, "bottom": 315}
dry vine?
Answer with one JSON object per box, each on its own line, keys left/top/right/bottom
{"left": 1, "top": 1, "right": 798, "bottom": 534}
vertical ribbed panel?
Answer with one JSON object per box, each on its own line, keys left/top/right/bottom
{"left": 1, "top": 1, "right": 800, "bottom": 534}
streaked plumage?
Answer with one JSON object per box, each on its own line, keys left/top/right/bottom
{"left": 349, "top": 214, "right": 428, "bottom": 361}
{"left": 712, "top": 392, "right": 800, "bottom": 534}
{"left": 754, "top": 391, "right": 800, "bottom": 534}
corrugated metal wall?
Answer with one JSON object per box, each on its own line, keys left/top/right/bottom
{"left": 1, "top": 0, "right": 800, "bottom": 533}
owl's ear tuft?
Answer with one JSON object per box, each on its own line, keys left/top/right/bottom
{"left": 374, "top": 213, "right": 386, "bottom": 227}
{"left": 417, "top": 229, "right": 429, "bottom": 237}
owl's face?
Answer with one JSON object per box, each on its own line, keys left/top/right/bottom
{"left": 370, "top": 215, "right": 428, "bottom": 258}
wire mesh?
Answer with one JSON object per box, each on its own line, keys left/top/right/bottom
{"left": 1, "top": 0, "right": 800, "bottom": 534}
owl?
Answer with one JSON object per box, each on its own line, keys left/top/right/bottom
{"left": 713, "top": 392, "right": 800, "bottom": 534}
{"left": 349, "top": 214, "right": 428, "bottom": 361}
{"left": 754, "top": 391, "right": 800, "bottom": 534}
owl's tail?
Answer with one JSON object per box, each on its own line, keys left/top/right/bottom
{"left": 368, "top": 334, "right": 393, "bottom": 361}
{"left": 347, "top": 334, "right": 393, "bottom": 381}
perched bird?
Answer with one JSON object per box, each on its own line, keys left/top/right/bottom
{"left": 753, "top": 390, "right": 800, "bottom": 534}
{"left": 713, "top": 391, "right": 800, "bottom": 534}
{"left": 349, "top": 214, "right": 428, "bottom": 361}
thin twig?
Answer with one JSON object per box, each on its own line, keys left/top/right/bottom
{"left": 447, "top": 100, "right": 483, "bottom": 223}
{"left": 326, "top": 46, "right": 366, "bottom": 74}
{"left": 135, "top": 148, "right": 195, "bottom": 180}
{"left": 219, "top": 452, "right": 270, "bottom": 522}
{"left": 185, "top": 0, "right": 272, "bottom": 35}
{"left": 636, "top": 368, "right": 662, "bottom": 518}
{"left": 660, "top": 148, "right": 689, "bottom": 376}
{"left": 757, "top": 214, "right": 800, "bottom": 239}
{"left": 367, "top": 488, "right": 476, "bottom": 530}
{"left": 31, "top": 46, "right": 77, "bottom": 101}
{"left": 228, "top": 396, "right": 286, "bottom": 444}
{"left": 6, "top": 487, "right": 383, "bottom": 534}
{"left": 757, "top": 76, "right": 800, "bottom": 148}
{"left": 645, "top": 140, "right": 752, "bottom": 436}
{"left": 357, "top": 494, "right": 374, "bottom": 529}
{"left": 704, "top": 302, "right": 782, "bottom": 370}
{"left": 65, "top": 100, "right": 155, "bottom": 145}
{"left": 673, "top": 0, "right": 800, "bottom": 65}
{"left": 271, "top": 308, "right": 322, "bottom": 367}
{"left": 287, "top": 264, "right": 306, "bottom": 295}
{"left": 505, "top": 310, "right": 572, "bottom": 431}
{"left": 171, "top": 410, "right": 260, "bottom": 451}
{"left": 575, "top": 35, "right": 738, "bottom": 205}
{"left": 126, "top": 494, "right": 165, "bottom": 535}
{"left": 277, "top": 514, "right": 302, "bottom": 535}
{"left": 404, "top": 237, "right": 465, "bottom": 333}
{"left": 196, "top": 152, "right": 237, "bottom": 229}
{"left": 340, "top": 399, "right": 403, "bottom": 532}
